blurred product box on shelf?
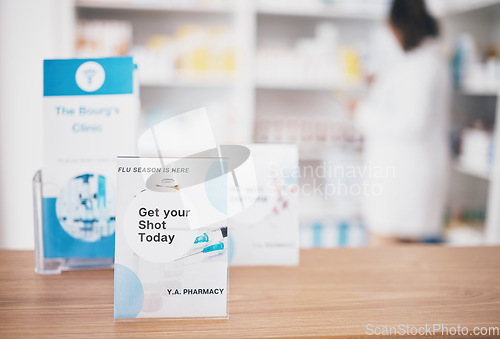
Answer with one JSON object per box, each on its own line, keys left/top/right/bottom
{"left": 257, "top": 0, "right": 390, "bottom": 16}
{"left": 74, "top": 19, "right": 237, "bottom": 85}
{"left": 458, "top": 127, "right": 495, "bottom": 177}
{"left": 131, "top": 25, "right": 237, "bottom": 85}
{"left": 429, "top": 0, "right": 500, "bottom": 16}
{"left": 297, "top": 145, "right": 365, "bottom": 248}
{"left": 445, "top": 212, "right": 487, "bottom": 246}
{"left": 35, "top": 57, "right": 139, "bottom": 274}
{"left": 300, "top": 217, "right": 366, "bottom": 248}
{"left": 452, "top": 34, "right": 500, "bottom": 94}
{"left": 229, "top": 144, "right": 300, "bottom": 266}
{"left": 76, "top": 20, "right": 132, "bottom": 58}
{"left": 254, "top": 113, "right": 363, "bottom": 160}
{"left": 256, "top": 23, "right": 364, "bottom": 89}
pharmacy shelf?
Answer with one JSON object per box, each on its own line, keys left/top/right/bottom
{"left": 258, "top": 0, "right": 500, "bottom": 20}
{"left": 434, "top": 0, "right": 500, "bottom": 17}
{"left": 257, "top": 82, "right": 337, "bottom": 91}
{"left": 459, "top": 88, "right": 499, "bottom": 97}
{"left": 298, "top": 148, "right": 328, "bottom": 161}
{"left": 256, "top": 81, "right": 365, "bottom": 92}
{"left": 76, "top": 0, "right": 233, "bottom": 14}
{"left": 140, "top": 78, "right": 234, "bottom": 88}
{"left": 454, "top": 162, "right": 491, "bottom": 180}
{"left": 257, "top": 7, "right": 384, "bottom": 20}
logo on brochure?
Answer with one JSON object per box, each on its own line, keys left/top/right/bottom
{"left": 75, "top": 61, "right": 105, "bottom": 92}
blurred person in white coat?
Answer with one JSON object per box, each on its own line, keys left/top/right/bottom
{"left": 351, "top": 0, "right": 450, "bottom": 245}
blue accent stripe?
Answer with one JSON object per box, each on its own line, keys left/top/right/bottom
{"left": 338, "top": 221, "right": 349, "bottom": 247}
{"left": 44, "top": 57, "right": 134, "bottom": 96}
{"left": 98, "top": 175, "right": 106, "bottom": 208}
{"left": 312, "top": 223, "right": 322, "bottom": 247}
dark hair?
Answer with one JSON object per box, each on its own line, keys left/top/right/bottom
{"left": 389, "top": 0, "right": 439, "bottom": 52}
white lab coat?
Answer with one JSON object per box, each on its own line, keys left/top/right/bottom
{"left": 354, "top": 38, "right": 450, "bottom": 240}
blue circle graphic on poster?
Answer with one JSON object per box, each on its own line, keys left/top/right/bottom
{"left": 114, "top": 264, "right": 144, "bottom": 319}
{"left": 55, "top": 174, "right": 115, "bottom": 242}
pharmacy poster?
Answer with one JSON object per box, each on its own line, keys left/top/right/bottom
{"left": 114, "top": 156, "right": 228, "bottom": 319}
{"left": 229, "top": 144, "right": 299, "bottom": 266}
{"left": 42, "top": 57, "right": 138, "bottom": 259}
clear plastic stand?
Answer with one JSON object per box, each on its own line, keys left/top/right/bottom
{"left": 33, "top": 170, "right": 114, "bottom": 274}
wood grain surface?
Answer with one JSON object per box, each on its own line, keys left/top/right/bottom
{"left": 1, "top": 247, "right": 499, "bottom": 338}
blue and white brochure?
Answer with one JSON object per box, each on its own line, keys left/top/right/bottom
{"left": 42, "top": 57, "right": 138, "bottom": 260}
{"left": 114, "top": 156, "right": 228, "bottom": 319}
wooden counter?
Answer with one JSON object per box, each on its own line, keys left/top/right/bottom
{"left": 1, "top": 247, "right": 499, "bottom": 338}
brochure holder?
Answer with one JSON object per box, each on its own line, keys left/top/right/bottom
{"left": 33, "top": 170, "right": 114, "bottom": 274}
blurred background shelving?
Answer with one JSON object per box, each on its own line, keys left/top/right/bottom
{"left": 442, "top": 1, "right": 500, "bottom": 246}
{"left": 76, "top": 1, "right": 234, "bottom": 12}
{"left": 0, "top": 0, "right": 499, "bottom": 249}
{"left": 1, "top": 0, "right": 495, "bottom": 249}
{"left": 71, "top": 0, "right": 500, "bottom": 247}
{"left": 75, "top": 0, "right": 248, "bottom": 144}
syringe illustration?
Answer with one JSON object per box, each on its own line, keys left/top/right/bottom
{"left": 175, "top": 241, "right": 224, "bottom": 261}
{"left": 194, "top": 227, "right": 227, "bottom": 244}
{"left": 175, "top": 227, "right": 228, "bottom": 261}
